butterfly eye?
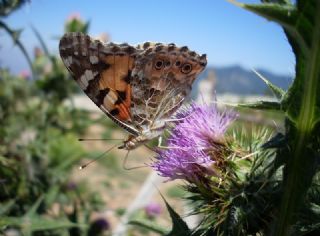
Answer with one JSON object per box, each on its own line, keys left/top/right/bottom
{"left": 181, "top": 63, "right": 192, "bottom": 74}
{"left": 155, "top": 60, "right": 163, "bottom": 70}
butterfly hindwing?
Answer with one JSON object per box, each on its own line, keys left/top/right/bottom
{"left": 130, "top": 42, "right": 207, "bottom": 128}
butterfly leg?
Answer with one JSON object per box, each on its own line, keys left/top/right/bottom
{"left": 164, "top": 112, "right": 193, "bottom": 123}
{"left": 122, "top": 150, "right": 148, "bottom": 170}
{"left": 156, "top": 136, "right": 171, "bottom": 149}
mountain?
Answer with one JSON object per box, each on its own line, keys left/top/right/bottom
{"left": 194, "top": 65, "right": 293, "bottom": 96}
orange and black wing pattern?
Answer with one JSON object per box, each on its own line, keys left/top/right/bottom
{"left": 59, "top": 32, "right": 139, "bottom": 135}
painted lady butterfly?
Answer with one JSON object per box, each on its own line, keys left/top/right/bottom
{"left": 59, "top": 32, "right": 207, "bottom": 150}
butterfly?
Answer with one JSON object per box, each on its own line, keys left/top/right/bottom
{"left": 59, "top": 32, "right": 207, "bottom": 150}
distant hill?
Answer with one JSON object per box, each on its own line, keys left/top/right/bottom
{"left": 194, "top": 65, "right": 293, "bottom": 96}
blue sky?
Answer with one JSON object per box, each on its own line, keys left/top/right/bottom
{"left": 1, "top": 0, "right": 295, "bottom": 76}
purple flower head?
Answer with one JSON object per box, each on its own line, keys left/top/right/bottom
{"left": 66, "top": 181, "right": 77, "bottom": 191}
{"left": 67, "top": 12, "right": 82, "bottom": 22}
{"left": 152, "top": 102, "right": 237, "bottom": 182}
{"left": 88, "top": 218, "right": 110, "bottom": 235}
{"left": 144, "top": 202, "right": 162, "bottom": 218}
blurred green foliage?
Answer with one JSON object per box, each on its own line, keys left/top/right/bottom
{"left": 64, "top": 13, "right": 90, "bottom": 34}
{"left": 0, "top": 3, "right": 111, "bottom": 235}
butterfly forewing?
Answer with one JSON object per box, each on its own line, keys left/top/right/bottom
{"left": 59, "top": 32, "right": 139, "bottom": 135}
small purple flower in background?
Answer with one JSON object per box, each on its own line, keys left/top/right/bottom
{"left": 66, "top": 181, "right": 77, "bottom": 191}
{"left": 144, "top": 202, "right": 162, "bottom": 218}
{"left": 152, "top": 102, "right": 237, "bottom": 182}
{"left": 88, "top": 218, "right": 111, "bottom": 235}
{"left": 19, "top": 70, "right": 30, "bottom": 80}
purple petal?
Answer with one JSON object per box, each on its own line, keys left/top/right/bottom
{"left": 151, "top": 102, "right": 237, "bottom": 182}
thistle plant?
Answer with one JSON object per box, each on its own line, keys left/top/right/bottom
{"left": 149, "top": 101, "right": 279, "bottom": 236}
{"left": 135, "top": 0, "right": 320, "bottom": 235}
{"left": 235, "top": 0, "right": 320, "bottom": 235}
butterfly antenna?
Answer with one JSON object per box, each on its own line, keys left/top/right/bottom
{"left": 79, "top": 143, "right": 119, "bottom": 170}
{"left": 122, "top": 150, "right": 148, "bottom": 170}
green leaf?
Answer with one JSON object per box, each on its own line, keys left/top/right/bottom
{"left": 128, "top": 219, "right": 169, "bottom": 235}
{"left": 228, "top": 1, "right": 296, "bottom": 27}
{"left": 31, "top": 25, "right": 50, "bottom": 57}
{"left": 238, "top": 101, "right": 281, "bottom": 110}
{"left": 229, "top": 1, "right": 308, "bottom": 55}
{"left": 26, "top": 217, "right": 81, "bottom": 232}
{"left": 0, "top": 20, "right": 34, "bottom": 77}
{"left": 261, "top": 132, "right": 286, "bottom": 149}
{"left": 0, "top": 200, "right": 15, "bottom": 216}
{"left": 44, "top": 185, "right": 60, "bottom": 206}
{"left": 159, "top": 194, "right": 191, "bottom": 236}
{"left": 0, "top": 216, "right": 22, "bottom": 228}
{"left": 25, "top": 195, "right": 44, "bottom": 217}
{"left": 274, "top": 1, "right": 320, "bottom": 234}
{"left": 252, "top": 69, "right": 286, "bottom": 100}
{"left": 0, "top": 0, "right": 29, "bottom": 16}
{"left": 0, "top": 216, "right": 81, "bottom": 233}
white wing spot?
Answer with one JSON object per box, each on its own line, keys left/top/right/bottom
{"left": 78, "top": 70, "right": 98, "bottom": 90}
{"left": 89, "top": 43, "right": 98, "bottom": 50}
{"left": 64, "top": 56, "right": 73, "bottom": 67}
{"left": 89, "top": 55, "right": 99, "bottom": 64}
{"left": 104, "top": 90, "right": 118, "bottom": 105}
{"left": 101, "top": 47, "right": 111, "bottom": 54}
{"left": 79, "top": 74, "right": 89, "bottom": 90}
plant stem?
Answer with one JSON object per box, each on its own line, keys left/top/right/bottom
{"left": 275, "top": 3, "right": 320, "bottom": 234}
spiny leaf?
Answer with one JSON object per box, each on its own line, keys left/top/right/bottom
{"left": 238, "top": 101, "right": 281, "bottom": 110}
{"left": 229, "top": 1, "right": 308, "bottom": 56}
{"left": 228, "top": 1, "right": 296, "bottom": 28}
{"left": 31, "top": 25, "right": 50, "bottom": 57}
{"left": 0, "top": 0, "right": 29, "bottom": 16}
{"left": 261, "top": 0, "right": 292, "bottom": 4}
{"left": 252, "top": 69, "right": 286, "bottom": 100}
{"left": 261, "top": 132, "right": 286, "bottom": 149}
{"left": 159, "top": 193, "right": 191, "bottom": 236}
{"left": 128, "top": 219, "right": 169, "bottom": 235}
{"left": 274, "top": 1, "right": 320, "bottom": 234}
{"left": 0, "top": 20, "right": 34, "bottom": 77}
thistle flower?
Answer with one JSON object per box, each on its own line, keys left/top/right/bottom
{"left": 152, "top": 102, "right": 237, "bottom": 183}
{"left": 64, "top": 12, "right": 89, "bottom": 34}
{"left": 19, "top": 70, "right": 30, "bottom": 80}
{"left": 144, "top": 202, "right": 162, "bottom": 218}
{"left": 88, "top": 218, "right": 110, "bottom": 235}
{"left": 67, "top": 12, "right": 82, "bottom": 22}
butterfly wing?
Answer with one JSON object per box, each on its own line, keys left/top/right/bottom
{"left": 59, "top": 32, "right": 139, "bottom": 135}
{"left": 130, "top": 42, "right": 207, "bottom": 130}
